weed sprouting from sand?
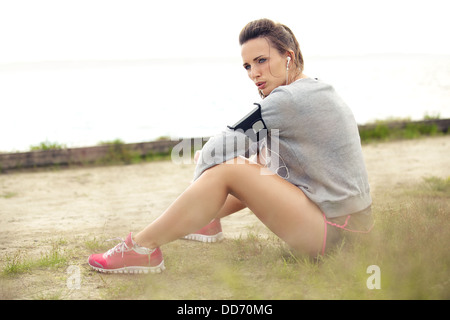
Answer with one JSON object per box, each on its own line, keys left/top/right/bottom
{"left": 2, "top": 251, "right": 32, "bottom": 275}
{"left": 0, "top": 191, "right": 18, "bottom": 199}
{"left": 1, "top": 240, "right": 70, "bottom": 276}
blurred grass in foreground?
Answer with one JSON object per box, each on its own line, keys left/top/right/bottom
{"left": 102, "top": 176, "right": 450, "bottom": 300}
{"left": 1, "top": 176, "right": 448, "bottom": 299}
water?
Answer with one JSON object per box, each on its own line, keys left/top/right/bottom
{"left": 1, "top": 54, "right": 449, "bottom": 152}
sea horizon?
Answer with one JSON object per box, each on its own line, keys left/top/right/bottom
{"left": 1, "top": 53, "right": 449, "bottom": 153}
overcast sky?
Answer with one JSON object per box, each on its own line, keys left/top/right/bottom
{"left": 0, "top": 0, "right": 449, "bottom": 63}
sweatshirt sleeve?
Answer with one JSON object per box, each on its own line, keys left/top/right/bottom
{"left": 192, "top": 128, "right": 252, "bottom": 181}
{"left": 192, "top": 89, "right": 293, "bottom": 181}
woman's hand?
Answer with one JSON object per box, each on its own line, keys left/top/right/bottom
{"left": 194, "top": 150, "right": 201, "bottom": 164}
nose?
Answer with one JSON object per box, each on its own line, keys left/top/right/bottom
{"left": 249, "top": 64, "right": 261, "bottom": 80}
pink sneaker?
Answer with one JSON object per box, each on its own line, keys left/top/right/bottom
{"left": 182, "top": 219, "right": 224, "bottom": 243}
{"left": 88, "top": 233, "right": 165, "bottom": 274}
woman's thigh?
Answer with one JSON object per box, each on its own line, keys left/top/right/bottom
{"left": 206, "top": 158, "right": 325, "bottom": 256}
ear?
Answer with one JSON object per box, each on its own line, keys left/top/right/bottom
{"left": 286, "top": 50, "right": 295, "bottom": 61}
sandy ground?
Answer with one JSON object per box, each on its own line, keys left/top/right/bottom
{"left": 0, "top": 136, "right": 449, "bottom": 279}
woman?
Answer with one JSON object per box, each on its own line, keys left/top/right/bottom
{"left": 88, "top": 18, "right": 373, "bottom": 274}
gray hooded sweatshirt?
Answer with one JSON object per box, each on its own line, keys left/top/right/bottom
{"left": 193, "top": 78, "right": 372, "bottom": 218}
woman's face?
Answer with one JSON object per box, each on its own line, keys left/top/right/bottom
{"left": 241, "top": 37, "right": 287, "bottom": 97}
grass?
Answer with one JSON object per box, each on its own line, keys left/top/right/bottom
{"left": 358, "top": 116, "right": 447, "bottom": 144}
{"left": 96, "top": 139, "right": 173, "bottom": 165}
{"left": 0, "top": 192, "right": 18, "bottom": 199}
{"left": 1, "top": 176, "right": 448, "bottom": 300}
{"left": 29, "top": 140, "right": 67, "bottom": 151}
{"left": 2, "top": 239, "right": 70, "bottom": 275}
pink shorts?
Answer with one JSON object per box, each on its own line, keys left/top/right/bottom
{"left": 321, "top": 207, "right": 373, "bottom": 255}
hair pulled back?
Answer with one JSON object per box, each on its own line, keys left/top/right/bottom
{"left": 239, "top": 18, "right": 304, "bottom": 73}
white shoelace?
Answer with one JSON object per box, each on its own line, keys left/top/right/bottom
{"left": 104, "top": 237, "right": 130, "bottom": 258}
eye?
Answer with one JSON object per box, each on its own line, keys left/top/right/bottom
{"left": 243, "top": 64, "right": 251, "bottom": 71}
{"left": 258, "top": 58, "right": 267, "bottom": 64}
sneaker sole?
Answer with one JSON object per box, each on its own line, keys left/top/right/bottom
{"left": 88, "top": 260, "right": 165, "bottom": 274}
{"left": 182, "top": 232, "right": 224, "bottom": 243}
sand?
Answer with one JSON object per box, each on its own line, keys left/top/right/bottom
{"left": 1, "top": 135, "right": 449, "bottom": 260}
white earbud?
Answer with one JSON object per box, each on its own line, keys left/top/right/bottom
{"left": 285, "top": 57, "right": 291, "bottom": 85}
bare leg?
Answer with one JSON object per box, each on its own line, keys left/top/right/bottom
{"left": 134, "top": 159, "right": 324, "bottom": 256}
{"left": 216, "top": 195, "right": 246, "bottom": 218}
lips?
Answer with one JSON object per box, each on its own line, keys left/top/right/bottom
{"left": 256, "top": 81, "right": 266, "bottom": 90}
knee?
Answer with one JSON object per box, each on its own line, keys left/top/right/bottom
{"left": 197, "top": 163, "right": 228, "bottom": 183}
